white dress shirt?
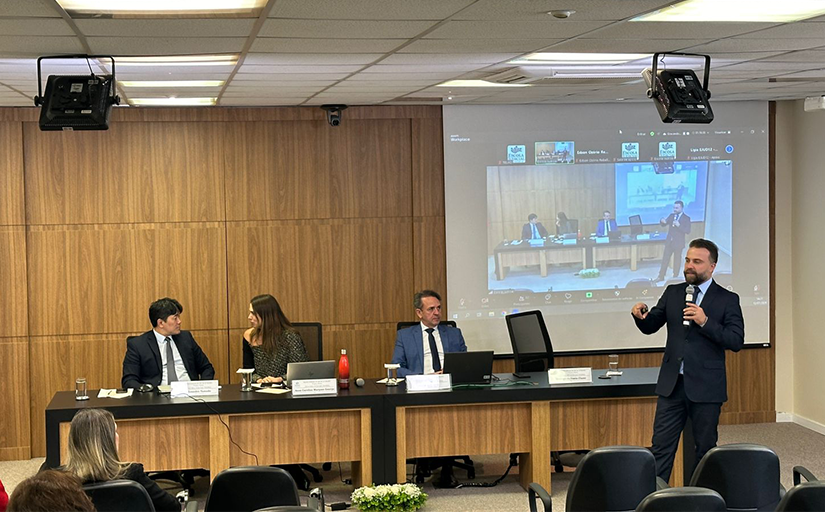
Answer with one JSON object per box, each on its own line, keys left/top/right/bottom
{"left": 680, "top": 278, "right": 712, "bottom": 375}
{"left": 420, "top": 322, "right": 445, "bottom": 374}
{"left": 153, "top": 330, "right": 191, "bottom": 384}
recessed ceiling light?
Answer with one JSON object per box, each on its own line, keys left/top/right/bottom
{"left": 119, "top": 80, "right": 225, "bottom": 87}
{"left": 512, "top": 53, "right": 649, "bottom": 65}
{"left": 115, "top": 55, "right": 239, "bottom": 67}
{"left": 548, "top": 10, "right": 576, "bottom": 19}
{"left": 632, "top": 0, "right": 825, "bottom": 22}
{"left": 129, "top": 97, "right": 216, "bottom": 106}
{"left": 436, "top": 80, "right": 530, "bottom": 88}
{"left": 56, "top": 0, "right": 266, "bottom": 16}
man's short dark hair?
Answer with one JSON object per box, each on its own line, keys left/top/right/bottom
{"left": 414, "top": 290, "right": 441, "bottom": 310}
{"left": 528, "top": 213, "right": 538, "bottom": 221}
{"left": 604, "top": 210, "right": 611, "bottom": 216}
{"left": 675, "top": 200, "right": 685, "bottom": 208}
{"left": 689, "top": 238, "right": 719, "bottom": 264}
{"left": 149, "top": 297, "right": 183, "bottom": 328}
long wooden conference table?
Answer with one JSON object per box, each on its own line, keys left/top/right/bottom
{"left": 45, "top": 368, "right": 684, "bottom": 490}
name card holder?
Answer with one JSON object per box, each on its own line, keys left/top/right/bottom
{"left": 406, "top": 374, "right": 452, "bottom": 392}
{"left": 562, "top": 239, "right": 577, "bottom": 245}
{"left": 548, "top": 368, "right": 593, "bottom": 385}
{"left": 171, "top": 380, "right": 219, "bottom": 398}
{"left": 291, "top": 378, "right": 338, "bottom": 397}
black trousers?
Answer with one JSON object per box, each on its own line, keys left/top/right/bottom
{"left": 651, "top": 374, "right": 722, "bottom": 482}
{"left": 658, "top": 241, "right": 684, "bottom": 279}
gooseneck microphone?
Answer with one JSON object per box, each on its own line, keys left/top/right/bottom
{"left": 684, "top": 284, "right": 696, "bottom": 326}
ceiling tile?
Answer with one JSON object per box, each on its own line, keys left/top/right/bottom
{"left": 685, "top": 39, "right": 825, "bottom": 53}
{"left": 0, "top": 1, "right": 60, "bottom": 17}
{"left": 269, "top": 0, "right": 476, "bottom": 20}
{"left": 243, "top": 53, "right": 381, "bottom": 65}
{"left": 250, "top": 38, "right": 403, "bottom": 53}
{"left": 586, "top": 22, "right": 779, "bottom": 40}
{"left": 538, "top": 38, "right": 710, "bottom": 53}
{"left": 425, "top": 20, "right": 610, "bottom": 39}
{"left": 363, "top": 64, "right": 485, "bottom": 73}
{"left": 382, "top": 53, "right": 517, "bottom": 65}
{"left": 259, "top": 19, "right": 438, "bottom": 38}
{"left": 452, "top": 0, "right": 675, "bottom": 21}
{"left": 0, "top": 18, "right": 74, "bottom": 36}
{"left": 76, "top": 19, "right": 256, "bottom": 37}
{"left": 86, "top": 37, "right": 247, "bottom": 55}
{"left": 400, "top": 38, "right": 563, "bottom": 54}
{"left": 740, "top": 22, "right": 825, "bottom": 39}
{"left": 0, "top": 36, "right": 84, "bottom": 56}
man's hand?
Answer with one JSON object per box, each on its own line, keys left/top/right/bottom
{"left": 659, "top": 218, "right": 667, "bottom": 226}
{"left": 673, "top": 220, "right": 680, "bottom": 227}
{"left": 631, "top": 302, "right": 649, "bottom": 320}
{"left": 683, "top": 303, "right": 707, "bottom": 326}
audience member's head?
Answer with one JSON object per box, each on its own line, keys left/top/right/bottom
{"left": 248, "top": 294, "right": 293, "bottom": 355}
{"left": 414, "top": 290, "right": 442, "bottom": 329}
{"left": 7, "top": 470, "right": 95, "bottom": 512}
{"left": 148, "top": 297, "right": 183, "bottom": 333}
{"left": 65, "top": 409, "right": 128, "bottom": 482}
{"left": 527, "top": 213, "right": 538, "bottom": 223}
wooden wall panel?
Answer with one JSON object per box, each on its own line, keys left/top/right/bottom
{"left": 24, "top": 122, "right": 226, "bottom": 225}
{"left": 413, "top": 217, "right": 447, "bottom": 305}
{"left": 0, "top": 227, "right": 28, "bottom": 337}
{"left": 0, "top": 339, "right": 30, "bottom": 460}
{"left": 0, "top": 122, "right": 24, "bottom": 225}
{"left": 227, "top": 218, "right": 413, "bottom": 328}
{"left": 412, "top": 118, "right": 444, "bottom": 217}
{"left": 27, "top": 223, "right": 228, "bottom": 335}
{"left": 29, "top": 330, "right": 228, "bottom": 457}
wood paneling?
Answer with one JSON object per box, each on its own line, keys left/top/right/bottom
{"left": 29, "top": 330, "right": 228, "bottom": 457}
{"left": 0, "top": 339, "right": 30, "bottom": 460}
{"left": 413, "top": 217, "right": 447, "bottom": 302}
{"left": 550, "top": 397, "right": 657, "bottom": 450}
{"left": 27, "top": 223, "right": 228, "bottom": 335}
{"left": 412, "top": 118, "right": 444, "bottom": 217}
{"left": 225, "top": 119, "right": 411, "bottom": 221}
{"left": 0, "top": 122, "right": 24, "bottom": 225}
{"left": 0, "top": 227, "right": 28, "bottom": 337}
{"left": 227, "top": 218, "right": 413, "bottom": 328}
{"left": 24, "top": 122, "right": 226, "bottom": 225}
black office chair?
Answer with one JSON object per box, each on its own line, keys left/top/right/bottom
{"left": 689, "top": 444, "right": 786, "bottom": 511}
{"left": 629, "top": 214, "right": 643, "bottom": 236}
{"left": 635, "top": 487, "right": 727, "bottom": 511}
{"left": 204, "top": 466, "right": 301, "bottom": 512}
{"left": 395, "top": 320, "right": 473, "bottom": 486}
{"left": 83, "top": 480, "right": 155, "bottom": 512}
{"left": 775, "top": 466, "right": 825, "bottom": 511}
{"left": 626, "top": 278, "right": 654, "bottom": 288}
{"left": 565, "top": 445, "right": 662, "bottom": 512}
{"left": 528, "top": 482, "right": 552, "bottom": 512}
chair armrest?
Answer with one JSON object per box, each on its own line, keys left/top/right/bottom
{"left": 656, "top": 476, "right": 670, "bottom": 490}
{"left": 185, "top": 500, "right": 199, "bottom": 512}
{"left": 528, "top": 482, "right": 552, "bottom": 512}
{"left": 793, "top": 465, "right": 819, "bottom": 485}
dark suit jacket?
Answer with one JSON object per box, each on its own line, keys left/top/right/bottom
{"left": 122, "top": 330, "right": 215, "bottom": 389}
{"left": 391, "top": 324, "right": 467, "bottom": 378}
{"left": 596, "top": 219, "right": 619, "bottom": 237}
{"left": 521, "top": 222, "right": 549, "bottom": 240}
{"left": 634, "top": 280, "right": 744, "bottom": 403}
{"left": 663, "top": 212, "right": 691, "bottom": 247}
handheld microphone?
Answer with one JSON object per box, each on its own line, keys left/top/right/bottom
{"left": 355, "top": 378, "right": 365, "bottom": 387}
{"left": 684, "top": 284, "right": 696, "bottom": 326}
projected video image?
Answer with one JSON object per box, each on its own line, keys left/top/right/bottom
{"left": 486, "top": 160, "right": 731, "bottom": 294}
{"left": 535, "top": 141, "right": 575, "bottom": 164}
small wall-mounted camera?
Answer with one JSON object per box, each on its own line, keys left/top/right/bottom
{"left": 320, "top": 104, "right": 348, "bottom": 127}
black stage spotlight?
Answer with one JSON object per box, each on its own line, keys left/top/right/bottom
{"left": 33, "top": 54, "right": 121, "bottom": 131}
{"left": 642, "top": 52, "right": 713, "bottom": 124}
{"left": 320, "top": 104, "right": 348, "bottom": 127}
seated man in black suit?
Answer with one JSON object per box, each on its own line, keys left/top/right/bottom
{"left": 521, "top": 213, "right": 549, "bottom": 240}
{"left": 122, "top": 297, "right": 215, "bottom": 389}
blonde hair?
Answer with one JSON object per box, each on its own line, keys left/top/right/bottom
{"left": 65, "top": 408, "right": 130, "bottom": 482}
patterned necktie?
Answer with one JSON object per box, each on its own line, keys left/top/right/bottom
{"left": 165, "top": 337, "right": 178, "bottom": 384}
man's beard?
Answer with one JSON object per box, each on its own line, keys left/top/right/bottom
{"left": 684, "top": 271, "right": 708, "bottom": 284}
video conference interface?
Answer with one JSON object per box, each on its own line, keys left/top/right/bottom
{"left": 443, "top": 102, "right": 769, "bottom": 354}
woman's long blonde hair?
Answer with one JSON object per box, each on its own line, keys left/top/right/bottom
{"left": 64, "top": 409, "right": 130, "bottom": 482}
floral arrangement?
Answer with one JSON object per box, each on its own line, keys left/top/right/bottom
{"left": 579, "top": 268, "right": 601, "bottom": 278}
{"left": 351, "top": 483, "right": 428, "bottom": 512}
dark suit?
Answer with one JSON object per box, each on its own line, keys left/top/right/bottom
{"left": 657, "top": 212, "right": 691, "bottom": 279}
{"left": 391, "top": 324, "right": 467, "bottom": 378}
{"left": 596, "top": 219, "right": 618, "bottom": 237}
{"left": 521, "top": 222, "right": 549, "bottom": 240}
{"left": 122, "top": 330, "right": 215, "bottom": 389}
{"left": 634, "top": 280, "right": 744, "bottom": 480}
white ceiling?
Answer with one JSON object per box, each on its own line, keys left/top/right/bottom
{"left": 1, "top": 0, "right": 825, "bottom": 107}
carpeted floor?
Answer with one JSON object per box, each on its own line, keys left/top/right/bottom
{"left": 1, "top": 422, "right": 823, "bottom": 511}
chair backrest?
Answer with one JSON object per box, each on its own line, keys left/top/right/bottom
{"left": 566, "top": 445, "right": 657, "bottom": 512}
{"left": 776, "top": 481, "right": 825, "bottom": 511}
{"left": 689, "top": 444, "right": 782, "bottom": 511}
{"left": 204, "top": 466, "right": 300, "bottom": 512}
{"left": 567, "top": 218, "right": 579, "bottom": 235}
{"left": 83, "top": 480, "right": 156, "bottom": 512}
{"left": 396, "top": 321, "right": 457, "bottom": 331}
{"left": 629, "top": 215, "right": 643, "bottom": 236}
{"left": 635, "top": 487, "right": 726, "bottom": 511}
{"left": 291, "top": 322, "right": 322, "bottom": 362}
{"left": 505, "top": 310, "right": 554, "bottom": 373}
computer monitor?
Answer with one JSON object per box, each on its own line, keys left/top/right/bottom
{"left": 629, "top": 214, "right": 643, "bottom": 236}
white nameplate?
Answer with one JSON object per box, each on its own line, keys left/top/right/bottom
{"left": 636, "top": 233, "right": 651, "bottom": 240}
{"left": 291, "top": 378, "right": 338, "bottom": 397}
{"left": 595, "top": 236, "right": 609, "bottom": 244}
{"left": 528, "top": 239, "right": 545, "bottom": 247}
{"left": 562, "top": 239, "right": 577, "bottom": 245}
{"left": 171, "top": 379, "right": 219, "bottom": 398}
{"left": 406, "top": 374, "right": 452, "bottom": 392}
{"left": 548, "top": 368, "right": 593, "bottom": 385}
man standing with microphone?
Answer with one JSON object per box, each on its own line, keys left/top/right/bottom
{"left": 631, "top": 238, "right": 744, "bottom": 482}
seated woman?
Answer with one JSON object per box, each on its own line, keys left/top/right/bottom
{"left": 243, "top": 294, "right": 309, "bottom": 384}
{"left": 63, "top": 409, "right": 180, "bottom": 512}
{"left": 555, "top": 211, "right": 572, "bottom": 236}
{"left": 8, "top": 470, "right": 94, "bottom": 512}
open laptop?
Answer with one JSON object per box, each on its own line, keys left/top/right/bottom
{"left": 443, "top": 351, "right": 494, "bottom": 385}
{"left": 285, "top": 360, "right": 336, "bottom": 386}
